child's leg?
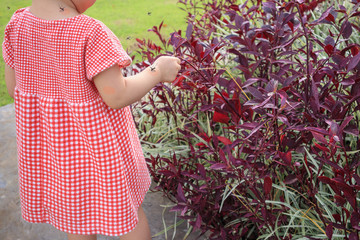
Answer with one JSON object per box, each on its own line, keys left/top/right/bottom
{"left": 120, "top": 205, "right": 151, "bottom": 240}
{"left": 67, "top": 233, "right": 97, "bottom": 240}
{"left": 67, "top": 205, "right": 150, "bottom": 240}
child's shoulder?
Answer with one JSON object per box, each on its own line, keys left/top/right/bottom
{"left": 80, "top": 15, "right": 109, "bottom": 32}
{"left": 79, "top": 15, "right": 115, "bottom": 38}
{"left": 13, "top": 7, "right": 27, "bottom": 15}
{"left": 4, "top": 8, "right": 28, "bottom": 32}
{"left": 7, "top": 8, "right": 27, "bottom": 23}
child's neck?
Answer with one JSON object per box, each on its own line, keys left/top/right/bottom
{"left": 30, "top": 0, "right": 79, "bottom": 20}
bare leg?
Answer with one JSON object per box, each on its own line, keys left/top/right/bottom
{"left": 120, "top": 205, "right": 151, "bottom": 240}
{"left": 67, "top": 233, "right": 97, "bottom": 240}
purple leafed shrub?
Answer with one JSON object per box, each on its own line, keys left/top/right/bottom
{"left": 129, "top": 0, "right": 360, "bottom": 239}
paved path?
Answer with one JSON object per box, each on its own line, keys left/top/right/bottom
{"left": 0, "top": 103, "right": 204, "bottom": 240}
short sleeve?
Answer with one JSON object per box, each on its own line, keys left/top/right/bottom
{"left": 2, "top": 11, "right": 19, "bottom": 69}
{"left": 85, "top": 21, "right": 132, "bottom": 80}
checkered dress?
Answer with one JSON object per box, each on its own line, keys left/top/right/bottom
{"left": 2, "top": 8, "right": 151, "bottom": 236}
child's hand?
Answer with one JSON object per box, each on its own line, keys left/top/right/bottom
{"left": 151, "top": 56, "right": 181, "bottom": 83}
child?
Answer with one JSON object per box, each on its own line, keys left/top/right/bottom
{"left": 2, "top": 0, "right": 181, "bottom": 239}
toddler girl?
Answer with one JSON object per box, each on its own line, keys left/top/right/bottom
{"left": 2, "top": 0, "right": 181, "bottom": 240}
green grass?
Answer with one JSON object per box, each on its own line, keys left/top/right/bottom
{"left": 0, "top": 0, "right": 187, "bottom": 106}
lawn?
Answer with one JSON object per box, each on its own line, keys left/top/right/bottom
{"left": 0, "top": 0, "right": 187, "bottom": 106}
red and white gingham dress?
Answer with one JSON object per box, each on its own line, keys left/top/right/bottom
{"left": 2, "top": 8, "right": 151, "bottom": 236}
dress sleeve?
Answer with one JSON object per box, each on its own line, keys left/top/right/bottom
{"left": 2, "top": 11, "right": 19, "bottom": 69}
{"left": 85, "top": 20, "right": 132, "bottom": 80}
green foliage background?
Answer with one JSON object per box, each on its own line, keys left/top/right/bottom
{"left": 0, "top": 0, "right": 186, "bottom": 106}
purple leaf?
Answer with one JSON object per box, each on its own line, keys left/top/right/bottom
{"left": 210, "top": 163, "right": 227, "bottom": 170}
{"left": 318, "top": 176, "right": 332, "bottom": 185}
{"left": 311, "top": 79, "right": 320, "bottom": 111}
{"left": 245, "top": 122, "right": 265, "bottom": 140}
{"left": 325, "top": 44, "right": 334, "bottom": 55}
{"left": 177, "top": 184, "right": 186, "bottom": 203}
{"left": 264, "top": 176, "right": 272, "bottom": 196}
{"left": 334, "top": 181, "right": 356, "bottom": 208}
{"left": 339, "top": 5, "right": 347, "bottom": 12}
{"left": 344, "top": 124, "right": 360, "bottom": 136}
{"left": 348, "top": 53, "right": 360, "bottom": 71}
{"left": 312, "top": 132, "right": 328, "bottom": 144}
{"left": 213, "top": 111, "right": 230, "bottom": 123}
{"left": 272, "top": 59, "right": 297, "bottom": 65}
{"left": 341, "top": 21, "right": 353, "bottom": 39}
{"left": 234, "top": 15, "right": 243, "bottom": 29}
{"left": 350, "top": 232, "right": 359, "bottom": 240}
{"left": 262, "top": 1, "right": 276, "bottom": 10}
{"left": 353, "top": 174, "right": 360, "bottom": 185}
{"left": 194, "top": 214, "right": 202, "bottom": 229}
{"left": 325, "top": 13, "right": 335, "bottom": 23}
{"left": 334, "top": 195, "right": 346, "bottom": 206}
{"left": 310, "top": 6, "right": 334, "bottom": 25}
{"left": 242, "top": 78, "right": 261, "bottom": 88}
{"left": 333, "top": 214, "right": 341, "bottom": 223}
{"left": 326, "top": 223, "right": 333, "bottom": 239}
{"left": 350, "top": 11, "right": 360, "bottom": 18}
{"left": 325, "top": 36, "right": 335, "bottom": 46}
{"left": 217, "top": 136, "right": 232, "bottom": 145}
{"left": 171, "top": 204, "right": 187, "bottom": 213}
{"left": 247, "top": 86, "right": 264, "bottom": 100}
{"left": 351, "top": 212, "right": 360, "bottom": 228}
{"left": 284, "top": 174, "right": 298, "bottom": 185}
{"left": 196, "top": 163, "right": 206, "bottom": 178}
{"left": 263, "top": 2, "right": 276, "bottom": 14}
{"left": 279, "top": 151, "right": 292, "bottom": 165}
{"left": 318, "top": 157, "right": 342, "bottom": 171}
{"left": 306, "top": 127, "right": 329, "bottom": 135}
{"left": 339, "top": 116, "right": 354, "bottom": 136}
{"left": 186, "top": 23, "right": 193, "bottom": 40}
{"left": 283, "top": 12, "right": 297, "bottom": 26}
{"left": 341, "top": 77, "right": 355, "bottom": 86}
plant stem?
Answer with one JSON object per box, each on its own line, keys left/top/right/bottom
{"left": 296, "top": 4, "right": 311, "bottom": 106}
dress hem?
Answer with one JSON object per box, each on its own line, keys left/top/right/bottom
{"left": 21, "top": 180, "right": 151, "bottom": 237}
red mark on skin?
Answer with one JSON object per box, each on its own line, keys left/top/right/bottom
{"left": 59, "top": 7, "right": 71, "bottom": 15}
{"left": 63, "top": 8, "right": 71, "bottom": 15}
{"left": 103, "top": 86, "right": 116, "bottom": 95}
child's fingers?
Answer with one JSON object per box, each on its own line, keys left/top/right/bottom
{"left": 168, "top": 56, "right": 181, "bottom": 70}
{"left": 176, "top": 57, "right": 181, "bottom": 64}
{"left": 155, "top": 56, "right": 181, "bottom": 82}
{"left": 168, "top": 55, "right": 181, "bottom": 64}
{"left": 173, "top": 57, "right": 181, "bottom": 71}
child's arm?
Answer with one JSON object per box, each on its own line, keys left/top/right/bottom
{"left": 93, "top": 56, "right": 181, "bottom": 109}
{"left": 4, "top": 64, "right": 16, "bottom": 99}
